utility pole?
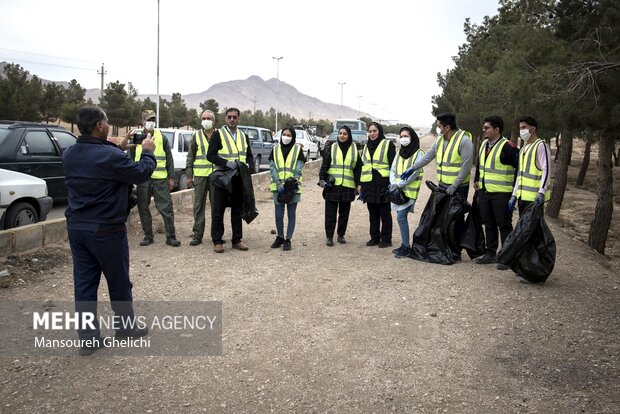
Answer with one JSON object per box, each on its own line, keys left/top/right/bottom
{"left": 338, "top": 82, "right": 346, "bottom": 107}
{"left": 251, "top": 96, "right": 258, "bottom": 113}
{"left": 272, "top": 56, "right": 283, "bottom": 132}
{"left": 357, "top": 95, "right": 363, "bottom": 115}
{"left": 97, "top": 63, "right": 107, "bottom": 101}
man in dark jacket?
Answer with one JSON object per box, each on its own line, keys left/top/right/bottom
{"left": 63, "top": 106, "right": 156, "bottom": 356}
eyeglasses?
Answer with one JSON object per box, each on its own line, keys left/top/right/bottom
{"left": 226, "top": 115, "right": 238, "bottom": 120}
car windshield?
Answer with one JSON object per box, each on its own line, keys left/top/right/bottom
{"left": 0, "top": 128, "right": 10, "bottom": 145}
{"left": 328, "top": 132, "right": 338, "bottom": 141}
{"left": 160, "top": 131, "right": 174, "bottom": 146}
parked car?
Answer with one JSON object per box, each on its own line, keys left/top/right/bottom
{"left": 0, "top": 121, "right": 77, "bottom": 200}
{"left": 237, "top": 125, "right": 275, "bottom": 173}
{"left": 132, "top": 128, "right": 194, "bottom": 190}
{"left": 0, "top": 168, "right": 53, "bottom": 230}
{"left": 385, "top": 133, "right": 399, "bottom": 143}
{"left": 273, "top": 129, "right": 319, "bottom": 160}
{"left": 323, "top": 130, "right": 368, "bottom": 155}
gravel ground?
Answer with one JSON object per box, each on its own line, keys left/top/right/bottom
{"left": 1, "top": 135, "right": 619, "bottom": 413}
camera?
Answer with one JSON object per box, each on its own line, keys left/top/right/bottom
{"left": 132, "top": 132, "right": 145, "bottom": 145}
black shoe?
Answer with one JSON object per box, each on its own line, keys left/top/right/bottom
{"left": 115, "top": 326, "right": 149, "bottom": 338}
{"left": 475, "top": 253, "right": 497, "bottom": 264}
{"left": 189, "top": 238, "right": 202, "bottom": 246}
{"left": 392, "top": 245, "right": 403, "bottom": 254}
{"left": 326, "top": 237, "right": 334, "bottom": 247}
{"left": 337, "top": 236, "right": 346, "bottom": 244}
{"left": 283, "top": 239, "right": 291, "bottom": 251}
{"left": 366, "top": 239, "right": 379, "bottom": 247}
{"left": 139, "top": 237, "right": 153, "bottom": 246}
{"left": 497, "top": 263, "right": 510, "bottom": 271}
{"left": 271, "top": 236, "right": 285, "bottom": 249}
{"left": 378, "top": 241, "right": 392, "bottom": 248}
{"left": 78, "top": 337, "right": 105, "bottom": 356}
{"left": 394, "top": 246, "right": 411, "bottom": 258}
{"left": 166, "top": 237, "right": 181, "bottom": 247}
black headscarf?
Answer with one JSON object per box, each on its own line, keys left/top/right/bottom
{"left": 337, "top": 126, "right": 353, "bottom": 153}
{"left": 269, "top": 126, "right": 306, "bottom": 163}
{"left": 366, "top": 121, "right": 385, "bottom": 155}
{"left": 398, "top": 126, "right": 420, "bottom": 159}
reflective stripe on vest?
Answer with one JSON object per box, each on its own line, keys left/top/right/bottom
{"left": 327, "top": 143, "right": 357, "bottom": 188}
{"left": 269, "top": 144, "right": 303, "bottom": 193}
{"left": 478, "top": 137, "right": 515, "bottom": 193}
{"left": 436, "top": 129, "right": 471, "bottom": 186}
{"left": 218, "top": 127, "right": 247, "bottom": 164}
{"left": 193, "top": 130, "right": 214, "bottom": 177}
{"left": 395, "top": 149, "right": 424, "bottom": 200}
{"left": 135, "top": 129, "right": 167, "bottom": 179}
{"left": 360, "top": 139, "right": 390, "bottom": 182}
{"left": 516, "top": 139, "right": 551, "bottom": 202}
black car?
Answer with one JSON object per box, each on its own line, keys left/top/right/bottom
{"left": 0, "top": 121, "right": 78, "bottom": 200}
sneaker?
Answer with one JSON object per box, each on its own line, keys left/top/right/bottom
{"left": 497, "top": 263, "right": 510, "bottom": 271}
{"left": 115, "top": 326, "right": 149, "bottom": 338}
{"left": 378, "top": 241, "right": 393, "bottom": 248}
{"left": 366, "top": 239, "right": 380, "bottom": 247}
{"left": 283, "top": 239, "right": 291, "bottom": 251}
{"left": 214, "top": 243, "right": 224, "bottom": 253}
{"left": 394, "top": 246, "right": 411, "bottom": 258}
{"left": 475, "top": 253, "right": 497, "bottom": 264}
{"left": 232, "top": 241, "right": 249, "bottom": 251}
{"left": 271, "top": 236, "right": 285, "bottom": 249}
{"left": 189, "top": 238, "right": 202, "bottom": 246}
{"left": 337, "top": 236, "right": 346, "bottom": 244}
{"left": 139, "top": 237, "right": 153, "bottom": 246}
{"left": 392, "top": 245, "right": 404, "bottom": 254}
{"left": 78, "top": 337, "right": 105, "bottom": 356}
{"left": 326, "top": 237, "right": 334, "bottom": 247}
{"left": 166, "top": 237, "right": 181, "bottom": 247}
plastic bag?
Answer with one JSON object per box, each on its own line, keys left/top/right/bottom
{"left": 460, "top": 191, "right": 485, "bottom": 259}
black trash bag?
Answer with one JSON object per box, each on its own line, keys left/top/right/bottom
{"left": 382, "top": 187, "right": 410, "bottom": 205}
{"left": 408, "top": 181, "right": 470, "bottom": 265}
{"left": 497, "top": 203, "right": 556, "bottom": 283}
{"left": 239, "top": 162, "right": 259, "bottom": 224}
{"left": 460, "top": 191, "right": 486, "bottom": 259}
{"left": 210, "top": 168, "right": 237, "bottom": 194}
{"left": 277, "top": 177, "right": 299, "bottom": 204}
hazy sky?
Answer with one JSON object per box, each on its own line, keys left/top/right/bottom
{"left": 0, "top": 0, "right": 500, "bottom": 127}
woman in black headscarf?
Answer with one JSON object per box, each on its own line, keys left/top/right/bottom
{"left": 269, "top": 126, "right": 306, "bottom": 251}
{"left": 388, "top": 126, "right": 424, "bottom": 258}
{"left": 318, "top": 125, "right": 362, "bottom": 246}
{"left": 359, "top": 121, "right": 396, "bottom": 248}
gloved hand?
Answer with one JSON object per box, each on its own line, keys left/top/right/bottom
{"left": 400, "top": 168, "right": 414, "bottom": 180}
{"left": 388, "top": 184, "right": 399, "bottom": 194}
{"left": 226, "top": 160, "right": 238, "bottom": 170}
{"left": 445, "top": 184, "right": 457, "bottom": 195}
{"left": 318, "top": 180, "right": 326, "bottom": 188}
{"left": 277, "top": 183, "right": 286, "bottom": 194}
{"left": 508, "top": 195, "right": 517, "bottom": 212}
{"left": 534, "top": 192, "right": 545, "bottom": 206}
{"left": 357, "top": 190, "right": 365, "bottom": 202}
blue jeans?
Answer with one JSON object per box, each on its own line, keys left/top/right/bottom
{"left": 275, "top": 202, "right": 298, "bottom": 240}
{"left": 396, "top": 205, "right": 414, "bottom": 248}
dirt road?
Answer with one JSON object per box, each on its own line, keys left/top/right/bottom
{"left": 1, "top": 135, "right": 619, "bottom": 413}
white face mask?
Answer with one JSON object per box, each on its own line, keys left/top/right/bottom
{"left": 145, "top": 121, "right": 156, "bottom": 131}
{"left": 436, "top": 126, "right": 442, "bottom": 136}
{"left": 201, "top": 119, "right": 213, "bottom": 130}
{"left": 281, "top": 136, "right": 292, "bottom": 145}
{"left": 520, "top": 129, "right": 532, "bottom": 142}
{"left": 399, "top": 137, "right": 411, "bottom": 147}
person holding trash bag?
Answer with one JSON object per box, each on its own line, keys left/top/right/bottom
{"left": 318, "top": 126, "right": 362, "bottom": 246}
{"left": 388, "top": 127, "right": 424, "bottom": 258}
{"left": 358, "top": 122, "right": 396, "bottom": 248}
{"left": 508, "top": 116, "right": 551, "bottom": 215}
{"left": 269, "top": 126, "right": 306, "bottom": 251}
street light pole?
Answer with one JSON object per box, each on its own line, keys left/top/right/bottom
{"left": 338, "top": 82, "right": 346, "bottom": 107}
{"left": 272, "top": 56, "right": 283, "bottom": 132}
{"left": 357, "top": 95, "right": 363, "bottom": 115}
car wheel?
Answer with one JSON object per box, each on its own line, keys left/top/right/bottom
{"left": 4, "top": 202, "right": 38, "bottom": 229}
{"left": 177, "top": 171, "right": 188, "bottom": 191}
{"left": 254, "top": 155, "right": 261, "bottom": 173}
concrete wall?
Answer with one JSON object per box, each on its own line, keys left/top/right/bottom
{"left": 0, "top": 160, "right": 320, "bottom": 257}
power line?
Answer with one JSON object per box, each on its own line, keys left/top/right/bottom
{"left": 0, "top": 48, "right": 97, "bottom": 64}
{"left": 0, "top": 56, "right": 94, "bottom": 72}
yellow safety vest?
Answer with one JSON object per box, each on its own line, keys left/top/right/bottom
{"left": 193, "top": 130, "right": 214, "bottom": 177}
{"left": 478, "top": 137, "right": 515, "bottom": 193}
{"left": 327, "top": 143, "right": 358, "bottom": 188}
{"left": 134, "top": 129, "right": 167, "bottom": 179}
{"left": 395, "top": 149, "right": 424, "bottom": 200}
{"left": 269, "top": 144, "right": 303, "bottom": 193}
{"left": 436, "top": 129, "right": 471, "bottom": 186}
{"left": 360, "top": 139, "right": 390, "bottom": 182}
{"left": 218, "top": 127, "right": 247, "bottom": 164}
{"left": 516, "top": 139, "right": 551, "bottom": 202}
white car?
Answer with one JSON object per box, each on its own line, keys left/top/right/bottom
{"left": 0, "top": 169, "right": 53, "bottom": 230}
{"left": 274, "top": 129, "right": 319, "bottom": 160}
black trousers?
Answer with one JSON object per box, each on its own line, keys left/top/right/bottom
{"left": 477, "top": 191, "right": 513, "bottom": 254}
{"left": 325, "top": 200, "right": 351, "bottom": 238}
{"left": 211, "top": 176, "right": 244, "bottom": 244}
{"left": 366, "top": 202, "right": 392, "bottom": 243}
